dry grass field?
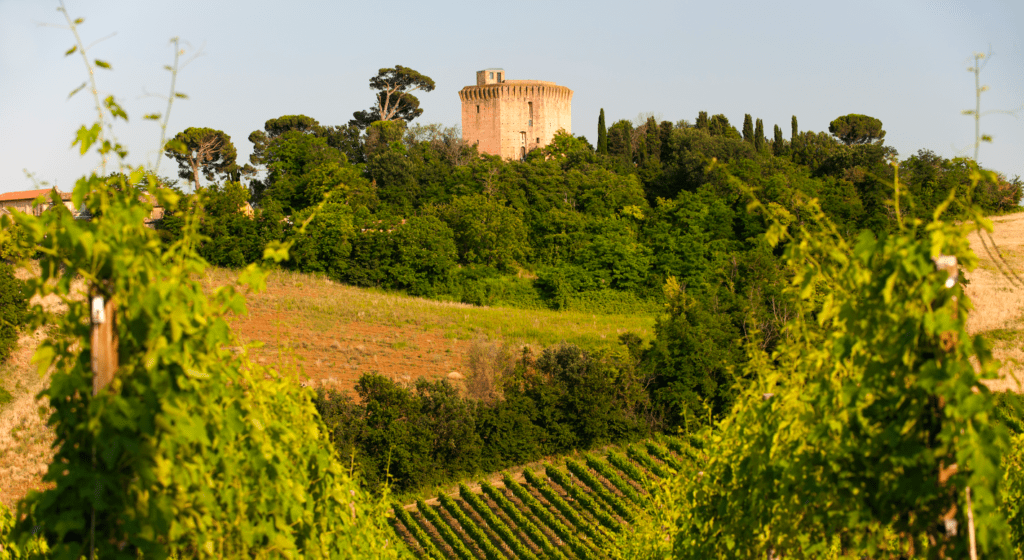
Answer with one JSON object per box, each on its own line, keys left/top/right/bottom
{"left": 210, "top": 268, "right": 657, "bottom": 393}
{"left": 964, "top": 212, "right": 1024, "bottom": 392}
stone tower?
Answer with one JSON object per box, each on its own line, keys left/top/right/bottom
{"left": 459, "top": 69, "right": 573, "bottom": 161}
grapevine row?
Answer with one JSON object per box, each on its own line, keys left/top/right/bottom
{"left": 481, "top": 482, "right": 567, "bottom": 560}
{"left": 392, "top": 505, "right": 446, "bottom": 560}
{"left": 438, "top": 494, "right": 507, "bottom": 560}
{"left": 606, "top": 451, "right": 648, "bottom": 487}
{"left": 644, "top": 442, "right": 683, "bottom": 471}
{"left": 626, "top": 444, "right": 670, "bottom": 478}
{"left": 416, "top": 499, "right": 476, "bottom": 560}
{"left": 545, "top": 465, "right": 622, "bottom": 533}
{"left": 522, "top": 468, "right": 613, "bottom": 548}
{"left": 502, "top": 474, "right": 597, "bottom": 560}
{"left": 565, "top": 459, "right": 635, "bottom": 522}
{"left": 584, "top": 454, "right": 645, "bottom": 507}
{"left": 459, "top": 484, "right": 539, "bottom": 560}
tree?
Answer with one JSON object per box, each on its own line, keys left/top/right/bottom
{"left": 248, "top": 114, "right": 323, "bottom": 167}
{"left": 773, "top": 124, "right": 785, "bottom": 156}
{"left": 164, "top": 127, "right": 238, "bottom": 192}
{"left": 644, "top": 116, "right": 661, "bottom": 164}
{"left": 350, "top": 65, "right": 436, "bottom": 129}
{"left": 695, "top": 111, "right": 709, "bottom": 131}
{"left": 754, "top": 118, "right": 765, "bottom": 152}
{"left": 708, "top": 114, "right": 740, "bottom": 138}
{"left": 607, "top": 119, "right": 635, "bottom": 162}
{"left": 829, "top": 113, "right": 886, "bottom": 145}
{"left": 742, "top": 114, "right": 754, "bottom": 144}
{"left": 791, "top": 115, "right": 798, "bottom": 140}
{"left": 597, "top": 109, "right": 608, "bottom": 155}
{"left": 659, "top": 121, "right": 674, "bottom": 163}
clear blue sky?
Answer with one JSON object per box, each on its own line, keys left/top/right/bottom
{"left": 1, "top": 0, "right": 1021, "bottom": 194}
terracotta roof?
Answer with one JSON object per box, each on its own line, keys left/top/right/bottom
{"left": 0, "top": 188, "right": 71, "bottom": 202}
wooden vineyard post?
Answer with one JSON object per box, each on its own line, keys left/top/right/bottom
{"left": 90, "top": 289, "right": 118, "bottom": 395}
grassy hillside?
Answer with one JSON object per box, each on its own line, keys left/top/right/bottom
{"left": 205, "top": 267, "right": 657, "bottom": 393}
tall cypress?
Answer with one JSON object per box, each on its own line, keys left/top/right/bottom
{"left": 791, "top": 115, "right": 798, "bottom": 141}
{"left": 773, "top": 124, "right": 784, "bottom": 156}
{"left": 597, "top": 109, "right": 608, "bottom": 155}
{"left": 742, "top": 114, "right": 754, "bottom": 144}
{"left": 659, "top": 120, "right": 673, "bottom": 163}
{"left": 645, "top": 116, "right": 660, "bottom": 164}
{"left": 754, "top": 118, "right": 765, "bottom": 152}
{"left": 696, "top": 111, "right": 709, "bottom": 131}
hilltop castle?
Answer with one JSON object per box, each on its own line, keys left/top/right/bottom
{"left": 459, "top": 69, "right": 573, "bottom": 161}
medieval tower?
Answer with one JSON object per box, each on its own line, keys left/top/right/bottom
{"left": 459, "top": 69, "right": 573, "bottom": 160}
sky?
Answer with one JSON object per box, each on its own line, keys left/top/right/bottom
{"left": 0, "top": 0, "right": 1022, "bottom": 195}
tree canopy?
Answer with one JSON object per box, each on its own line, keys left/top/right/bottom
{"left": 164, "top": 127, "right": 238, "bottom": 191}
{"left": 350, "top": 65, "right": 436, "bottom": 129}
{"left": 829, "top": 113, "right": 886, "bottom": 145}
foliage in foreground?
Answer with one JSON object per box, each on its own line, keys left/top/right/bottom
{"left": 0, "top": 11, "right": 406, "bottom": 557}
{"left": 625, "top": 169, "right": 1023, "bottom": 558}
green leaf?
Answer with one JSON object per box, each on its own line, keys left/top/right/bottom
{"left": 174, "top": 92, "right": 189, "bottom": 99}
{"left": 143, "top": 113, "right": 161, "bottom": 120}
{"left": 67, "top": 81, "right": 87, "bottom": 99}
{"left": 64, "top": 45, "right": 77, "bottom": 56}
{"left": 104, "top": 95, "right": 128, "bottom": 121}
{"left": 71, "top": 123, "right": 101, "bottom": 155}
{"left": 94, "top": 59, "right": 111, "bottom": 69}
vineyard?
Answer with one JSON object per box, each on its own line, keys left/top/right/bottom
{"left": 389, "top": 438, "right": 694, "bottom": 559}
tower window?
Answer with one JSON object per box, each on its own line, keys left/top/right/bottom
{"left": 497, "top": 72, "right": 502, "bottom": 81}
{"left": 489, "top": 72, "right": 494, "bottom": 79}
{"left": 528, "top": 101, "right": 533, "bottom": 119}
{"left": 476, "top": 105, "right": 480, "bottom": 113}
{"left": 536, "top": 137, "right": 540, "bottom": 144}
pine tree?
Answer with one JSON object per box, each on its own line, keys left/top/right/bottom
{"left": 742, "top": 114, "right": 754, "bottom": 144}
{"left": 696, "top": 111, "right": 709, "bottom": 131}
{"left": 754, "top": 118, "right": 765, "bottom": 152}
{"left": 773, "top": 124, "right": 784, "bottom": 156}
{"left": 597, "top": 108, "right": 608, "bottom": 155}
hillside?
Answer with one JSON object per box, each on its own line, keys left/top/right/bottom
{"left": 965, "top": 212, "right": 1024, "bottom": 391}
{"left": 206, "top": 267, "right": 656, "bottom": 394}
{"left": 1, "top": 213, "right": 1021, "bottom": 511}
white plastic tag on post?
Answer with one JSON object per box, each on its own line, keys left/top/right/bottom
{"left": 91, "top": 296, "right": 106, "bottom": 325}
{"left": 933, "top": 255, "right": 958, "bottom": 288}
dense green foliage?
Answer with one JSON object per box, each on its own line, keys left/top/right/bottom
{"left": 0, "top": 261, "right": 27, "bottom": 365}
{"left": 0, "top": 16, "right": 406, "bottom": 557}
{"left": 314, "top": 342, "right": 649, "bottom": 494}
{"left": 623, "top": 172, "right": 1024, "bottom": 558}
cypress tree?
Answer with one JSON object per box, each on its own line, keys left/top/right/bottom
{"left": 645, "top": 116, "right": 660, "bottom": 164}
{"left": 696, "top": 111, "right": 709, "bottom": 131}
{"left": 659, "top": 120, "right": 673, "bottom": 163}
{"left": 597, "top": 109, "right": 608, "bottom": 155}
{"left": 754, "top": 118, "right": 765, "bottom": 152}
{"left": 791, "top": 115, "right": 798, "bottom": 141}
{"left": 742, "top": 114, "right": 754, "bottom": 144}
{"left": 773, "top": 124, "right": 784, "bottom": 156}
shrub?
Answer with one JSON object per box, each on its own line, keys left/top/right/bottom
{"left": 0, "top": 262, "right": 27, "bottom": 364}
